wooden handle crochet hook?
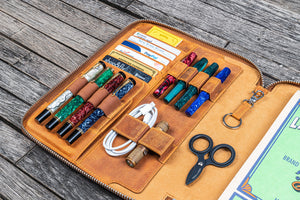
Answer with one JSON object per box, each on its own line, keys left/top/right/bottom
{"left": 125, "top": 121, "right": 169, "bottom": 168}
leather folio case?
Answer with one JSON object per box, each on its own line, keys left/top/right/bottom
{"left": 22, "top": 20, "right": 300, "bottom": 200}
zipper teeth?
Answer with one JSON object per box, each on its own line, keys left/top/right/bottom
{"left": 265, "top": 80, "right": 300, "bottom": 90}
{"left": 21, "top": 19, "right": 299, "bottom": 200}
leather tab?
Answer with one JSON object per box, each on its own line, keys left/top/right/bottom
{"left": 201, "top": 77, "right": 222, "bottom": 101}
{"left": 189, "top": 71, "right": 210, "bottom": 92}
{"left": 112, "top": 115, "right": 149, "bottom": 142}
{"left": 87, "top": 88, "right": 109, "bottom": 107}
{"left": 178, "top": 67, "right": 198, "bottom": 86}
{"left": 68, "top": 77, "right": 88, "bottom": 95}
{"left": 77, "top": 82, "right": 99, "bottom": 101}
{"left": 168, "top": 62, "right": 188, "bottom": 78}
{"left": 232, "top": 86, "right": 269, "bottom": 120}
{"left": 98, "top": 95, "right": 121, "bottom": 116}
{"left": 139, "top": 128, "right": 174, "bottom": 157}
{"left": 232, "top": 101, "right": 252, "bottom": 120}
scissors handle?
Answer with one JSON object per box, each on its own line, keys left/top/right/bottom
{"left": 186, "top": 134, "right": 236, "bottom": 185}
{"left": 207, "top": 144, "right": 235, "bottom": 167}
{"left": 189, "top": 134, "right": 213, "bottom": 155}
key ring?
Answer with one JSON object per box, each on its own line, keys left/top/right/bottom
{"left": 223, "top": 90, "right": 264, "bottom": 129}
{"left": 223, "top": 113, "right": 242, "bottom": 129}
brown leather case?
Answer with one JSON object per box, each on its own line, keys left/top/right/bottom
{"left": 22, "top": 20, "right": 300, "bottom": 200}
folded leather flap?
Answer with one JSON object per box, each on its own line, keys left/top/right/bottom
{"left": 68, "top": 77, "right": 88, "bottom": 95}
{"left": 88, "top": 88, "right": 109, "bottom": 107}
{"left": 201, "top": 76, "right": 222, "bottom": 101}
{"left": 112, "top": 115, "right": 149, "bottom": 142}
{"left": 178, "top": 67, "right": 198, "bottom": 85}
{"left": 77, "top": 82, "right": 99, "bottom": 101}
{"left": 189, "top": 71, "right": 210, "bottom": 92}
{"left": 168, "top": 62, "right": 188, "bottom": 78}
{"left": 231, "top": 86, "right": 269, "bottom": 121}
{"left": 139, "top": 127, "right": 174, "bottom": 157}
{"left": 98, "top": 95, "right": 122, "bottom": 116}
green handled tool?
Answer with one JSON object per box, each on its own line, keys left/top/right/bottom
{"left": 164, "top": 58, "right": 208, "bottom": 103}
{"left": 174, "top": 63, "right": 219, "bottom": 110}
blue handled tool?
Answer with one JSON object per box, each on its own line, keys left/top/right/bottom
{"left": 186, "top": 134, "right": 235, "bottom": 185}
{"left": 185, "top": 67, "right": 231, "bottom": 117}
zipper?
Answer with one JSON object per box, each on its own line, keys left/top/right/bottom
{"left": 265, "top": 80, "right": 300, "bottom": 90}
{"left": 21, "top": 20, "right": 299, "bottom": 200}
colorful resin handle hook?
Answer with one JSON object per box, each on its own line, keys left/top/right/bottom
{"left": 66, "top": 78, "right": 136, "bottom": 144}
{"left": 45, "top": 68, "right": 114, "bottom": 130}
{"left": 57, "top": 72, "right": 126, "bottom": 137}
{"left": 153, "top": 52, "right": 197, "bottom": 98}
{"left": 35, "top": 61, "right": 106, "bottom": 123}
{"left": 185, "top": 67, "right": 231, "bottom": 117}
{"left": 174, "top": 63, "right": 219, "bottom": 110}
{"left": 164, "top": 58, "right": 208, "bottom": 103}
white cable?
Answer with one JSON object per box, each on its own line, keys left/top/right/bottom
{"left": 103, "top": 102, "right": 158, "bottom": 156}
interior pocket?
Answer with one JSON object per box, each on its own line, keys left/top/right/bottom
{"left": 75, "top": 60, "right": 242, "bottom": 193}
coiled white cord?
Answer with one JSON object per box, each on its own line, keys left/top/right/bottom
{"left": 103, "top": 102, "right": 158, "bottom": 156}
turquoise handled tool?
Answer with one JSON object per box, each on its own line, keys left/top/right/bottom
{"left": 164, "top": 58, "right": 208, "bottom": 103}
{"left": 174, "top": 63, "right": 219, "bottom": 110}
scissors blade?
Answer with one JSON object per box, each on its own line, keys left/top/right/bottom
{"left": 186, "top": 161, "right": 204, "bottom": 185}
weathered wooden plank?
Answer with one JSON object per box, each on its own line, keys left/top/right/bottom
{"left": 22, "top": 0, "right": 120, "bottom": 42}
{"left": 0, "top": 88, "right": 30, "bottom": 130}
{"left": 17, "top": 146, "right": 121, "bottom": 200}
{"left": 137, "top": 0, "right": 300, "bottom": 72}
{"left": 12, "top": 27, "right": 86, "bottom": 72}
{"left": 264, "top": 0, "right": 300, "bottom": 14}
{"left": 0, "top": 60, "right": 49, "bottom": 105}
{"left": 0, "top": 11, "right": 26, "bottom": 37}
{"left": 104, "top": 0, "right": 134, "bottom": 8}
{"left": 1, "top": 0, "right": 103, "bottom": 56}
{"left": 0, "top": 36, "right": 68, "bottom": 88}
{"left": 226, "top": 42, "right": 300, "bottom": 83}
{"left": 14, "top": 53, "right": 69, "bottom": 88}
{"left": 0, "top": 12, "right": 86, "bottom": 71}
{"left": 127, "top": 1, "right": 228, "bottom": 47}
{"left": 0, "top": 120, "right": 35, "bottom": 162}
{"left": 200, "top": 0, "right": 300, "bottom": 42}
{"left": 0, "top": 156, "right": 59, "bottom": 200}
{"left": 62, "top": 0, "right": 137, "bottom": 29}
{"left": 0, "top": 35, "right": 28, "bottom": 65}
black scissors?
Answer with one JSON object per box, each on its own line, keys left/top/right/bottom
{"left": 186, "top": 134, "right": 236, "bottom": 185}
